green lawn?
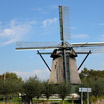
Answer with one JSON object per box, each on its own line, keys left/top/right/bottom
{"left": 33, "top": 100, "right": 80, "bottom": 104}
{"left": 0, "top": 97, "right": 80, "bottom": 104}
{"left": 0, "top": 101, "right": 80, "bottom": 104}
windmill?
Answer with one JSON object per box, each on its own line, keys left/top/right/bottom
{"left": 16, "top": 6, "right": 104, "bottom": 85}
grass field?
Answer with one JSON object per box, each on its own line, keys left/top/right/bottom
{"left": 0, "top": 100, "right": 80, "bottom": 104}
{"left": 33, "top": 100, "right": 80, "bottom": 104}
{"left": 0, "top": 97, "right": 80, "bottom": 104}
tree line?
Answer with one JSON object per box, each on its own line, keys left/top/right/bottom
{"left": 79, "top": 68, "right": 104, "bottom": 104}
{"left": 0, "top": 72, "right": 71, "bottom": 104}
{"left": 0, "top": 68, "right": 104, "bottom": 104}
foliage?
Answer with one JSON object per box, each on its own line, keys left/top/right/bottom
{"left": 22, "top": 76, "right": 41, "bottom": 103}
{"left": 0, "top": 72, "right": 22, "bottom": 81}
{"left": 80, "top": 68, "right": 104, "bottom": 103}
{"left": 0, "top": 72, "right": 23, "bottom": 104}
{"left": 80, "top": 68, "right": 104, "bottom": 81}
{"left": 58, "top": 83, "right": 71, "bottom": 104}
{"left": 42, "top": 81, "right": 55, "bottom": 100}
{"left": 0, "top": 68, "right": 104, "bottom": 104}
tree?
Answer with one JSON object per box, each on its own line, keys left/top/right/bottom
{"left": 80, "top": 68, "right": 104, "bottom": 81}
{"left": 22, "top": 76, "right": 41, "bottom": 104}
{"left": 0, "top": 73, "right": 23, "bottom": 104}
{"left": 0, "top": 72, "right": 22, "bottom": 81}
{"left": 0, "top": 79, "right": 11, "bottom": 104}
{"left": 79, "top": 67, "right": 89, "bottom": 81}
{"left": 58, "top": 83, "right": 71, "bottom": 104}
{"left": 36, "top": 82, "right": 42, "bottom": 100}
{"left": 42, "top": 81, "right": 55, "bottom": 102}
{"left": 82, "top": 77, "right": 104, "bottom": 96}
{"left": 80, "top": 68, "right": 104, "bottom": 103}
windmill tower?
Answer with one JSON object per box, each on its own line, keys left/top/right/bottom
{"left": 16, "top": 5, "right": 104, "bottom": 85}
{"left": 48, "top": 6, "right": 81, "bottom": 84}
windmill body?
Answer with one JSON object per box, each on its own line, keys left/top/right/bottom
{"left": 49, "top": 42, "right": 81, "bottom": 84}
{"left": 48, "top": 6, "right": 81, "bottom": 84}
{"left": 16, "top": 6, "right": 104, "bottom": 85}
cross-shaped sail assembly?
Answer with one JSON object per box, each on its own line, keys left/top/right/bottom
{"left": 16, "top": 6, "right": 104, "bottom": 85}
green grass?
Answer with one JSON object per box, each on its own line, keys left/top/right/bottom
{"left": 0, "top": 101, "right": 79, "bottom": 104}
{"left": 0, "top": 102, "right": 21, "bottom": 104}
{"left": 33, "top": 99, "right": 80, "bottom": 104}
{"left": 0, "top": 98, "right": 80, "bottom": 104}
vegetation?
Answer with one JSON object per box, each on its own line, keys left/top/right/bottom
{"left": 0, "top": 72, "right": 23, "bottom": 104}
{"left": 42, "top": 81, "right": 55, "bottom": 100}
{"left": 0, "top": 69, "right": 104, "bottom": 104}
{"left": 58, "top": 83, "right": 71, "bottom": 104}
{"left": 79, "top": 68, "right": 104, "bottom": 104}
{"left": 22, "top": 76, "right": 41, "bottom": 104}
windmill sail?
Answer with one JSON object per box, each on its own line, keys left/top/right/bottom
{"left": 72, "top": 42, "right": 104, "bottom": 53}
{"left": 17, "top": 5, "right": 104, "bottom": 86}
{"left": 63, "top": 6, "right": 70, "bottom": 41}
{"left": 59, "top": 6, "right": 71, "bottom": 83}
{"left": 59, "top": 6, "right": 70, "bottom": 42}
{"left": 16, "top": 42, "right": 60, "bottom": 50}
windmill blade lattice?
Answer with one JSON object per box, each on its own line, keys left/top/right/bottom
{"left": 72, "top": 42, "right": 104, "bottom": 53}
{"left": 63, "top": 6, "right": 70, "bottom": 41}
{"left": 59, "top": 6, "right": 70, "bottom": 42}
{"left": 16, "top": 41, "right": 60, "bottom": 50}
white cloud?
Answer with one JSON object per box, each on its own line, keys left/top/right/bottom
{"left": 72, "top": 34, "right": 89, "bottom": 39}
{"left": 13, "top": 69, "right": 50, "bottom": 81}
{"left": 0, "top": 19, "right": 36, "bottom": 46}
{"left": 42, "top": 18, "right": 57, "bottom": 28}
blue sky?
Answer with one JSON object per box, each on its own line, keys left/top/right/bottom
{"left": 0, "top": 0, "right": 104, "bottom": 80}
